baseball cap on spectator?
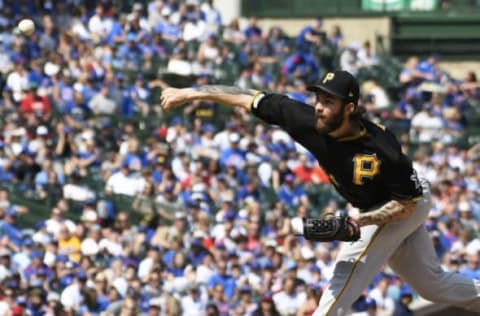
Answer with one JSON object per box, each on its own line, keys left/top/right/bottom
{"left": 301, "top": 247, "right": 315, "bottom": 261}
{"left": 202, "top": 124, "right": 215, "bottom": 133}
{"left": 228, "top": 133, "right": 240, "bottom": 143}
{"left": 215, "top": 242, "right": 227, "bottom": 251}
{"left": 76, "top": 270, "right": 88, "bottom": 281}
{"left": 44, "top": 62, "right": 60, "bottom": 77}
{"left": 22, "top": 237, "right": 34, "bottom": 248}
{"left": 30, "top": 250, "right": 44, "bottom": 260}
{"left": 81, "top": 210, "right": 98, "bottom": 222}
{"left": 309, "top": 264, "right": 322, "bottom": 274}
{"left": 239, "top": 285, "right": 251, "bottom": 293}
{"left": 171, "top": 116, "right": 182, "bottom": 126}
{"left": 127, "top": 32, "right": 136, "bottom": 42}
{"left": 161, "top": 6, "right": 172, "bottom": 16}
{"left": 132, "top": 2, "right": 143, "bottom": 11}
{"left": 60, "top": 274, "right": 74, "bottom": 288}
{"left": 29, "top": 279, "right": 44, "bottom": 289}
{"left": 262, "top": 261, "right": 275, "bottom": 270}
{"left": 174, "top": 211, "right": 186, "bottom": 220}
{"left": 47, "top": 292, "right": 60, "bottom": 302}
{"left": 34, "top": 220, "right": 46, "bottom": 231}
{"left": 458, "top": 201, "right": 470, "bottom": 213}
{"left": 36, "top": 125, "right": 48, "bottom": 136}
{"left": 223, "top": 210, "right": 236, "bottom": 221}
{"left": 0, "top": 248, "right": 11, "bottom": 257}
{"left": 56, "top": 254, "right": 69, "bottom": 263}
{"left": 149, "top": 297, "right": 162, "bottom": 309}
{"left": 286, "top": 261, "right": 297, "bottom": 271}
{"left": 5, "top": 280, "right": 18, "bottom": 289}
{"left": 285, "top": 174, "right": 295, "bottom": 183}
{"left": 6, "top": 206, "right": 18, "bottom": 217}
{"left": 112, "top": 278, "right": 128, "bottom": 297}
{"left": 261, "top": 293, "right": 273, "bottom": 302}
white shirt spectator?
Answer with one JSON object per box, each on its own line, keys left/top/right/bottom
{"left": 6, "top": 69, "right": 29, "bottom": 102}
{"left": 61, "top": 282, "right": 83, "bottom": 309}
{"left": 201, "top": 1, "right": 222, "bottom": 34}
{"left": 183, "top": 19, "right": 207, "bottom": 42}
{"left": 369, "top": 286, "right": 395, "bottom": 315}
{"left": 63, "top": 183, "right": 95, "bottom": 202}
{"left": 410, "top": 108, "right": 444, "bottom": 143}
{"left": 138, "top": 257, "right": 154, "bottom": 280}
{"left": 105, "top": 170, "right": 142, "bottom": 196}
{"left": 273, "top": 289, "right": 307, "bottom": 316}
{"left": 88, "top": 89, "right": 116, "bottom": 114}
{"left": 181, "top": 293, "right": 204, "bottom": 316}
{"left": 45, "top": 218, "right": 76, "bottom": 238}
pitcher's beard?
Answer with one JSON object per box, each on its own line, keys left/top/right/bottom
{"left": 315, "top": 111, "right": 345, "bottom": 135}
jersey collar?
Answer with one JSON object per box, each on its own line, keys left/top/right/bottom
{"left": 335, "top": 122, "right": 367, "bottom": 142}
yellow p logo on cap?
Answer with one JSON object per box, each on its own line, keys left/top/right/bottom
{"left": 322, "top": 72, "right": 335, "bottom": 84}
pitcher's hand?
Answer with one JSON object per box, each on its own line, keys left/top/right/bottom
{"left": 161, "top": 88, "right": 194, "bottom": 111}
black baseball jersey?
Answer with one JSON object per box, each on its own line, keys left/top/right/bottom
{"left": 252, "top": 93, "right": 423, "bottom": 211}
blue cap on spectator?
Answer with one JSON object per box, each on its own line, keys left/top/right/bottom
{"left": 5, "top": 279, "right": 18, "bottom": 289}
{"left": 400, "top": 285, "right": 413, "bottom": 298}
{"left": 366, "top": 296, "right": 377, "bottom": 309}
{"left": 224, "top": 211, "right": 236, "bottom": 221}
{"left": 240, "top": 285, "right": 251, "bottom": 293}
{"left": 37, "top": 267, "right": 48, "bottom": 276}
{"left": 309, "top": 264, "right": 321, "bottom": 273}
{"left": 127, "top": 32, "right": 136, "bottom": 41}
{"left": 30, "top": 250, "right": 43, "bottom": 260}
{"left": 262, "top": 261, "right": 274, "bottom": 270}
{"left": 202, "top": 124, "right": 215, "bottom": 133}
{"left": 56, "top": 254, "right": 69, "bottom": 263}
{"left": 249, "top": 260, "right": 261, "bottom": 270}
{"left": 34, "top": 220, "right": 46, "bottom": 230}
{"left": 215, "top": 242, "right": 226, "bottom": 250}
{"left": 30, "top": 279, "right": 43, "bottom": 288}
{"left": 76, "top": 270, "right": 88, "bottom": 281}
{"left": 6, "top": 206, "right": 17, "bottom": 217}
{"left": 310, "top": 283, "right": 322, "bottom": 291}
{"left": 15, "top": 296, "right": 27, "bottom": 306}
{"left": 22, "top": 237, "right": 34, "bottom": 248}
{"left": 191, "top": 238, "right": 203, "bottom": 248}
{"left": 286, "top": 261, "right": 297, "bottom": 270}
{"left": 187, "top": 200, "right": 201, "bottom": 209}
{"left": 60, "top": 274, "right": 74, "bottom": 288}
{"left": 227, "top": 250, "right": 238, "bottom": 258}
{"left": 285, "top": 174, "right": 295, "bottom": 183}
{"left": 171, "top": 116, "right": 182, "bottom": 126}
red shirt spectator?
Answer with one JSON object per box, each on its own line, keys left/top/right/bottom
{"left": 293, "top": 154, "right": 330, "bottom": 184}
{"left": 20, "top": 87, "right": 52, "bottom": 120}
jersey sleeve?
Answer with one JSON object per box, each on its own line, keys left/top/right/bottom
{"left": 385, "top": 152, "right": 423, "bottom": 201}
{"left": 251, "top": 93, "right": 317, "bottom": 139}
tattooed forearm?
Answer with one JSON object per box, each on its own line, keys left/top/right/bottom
{"left": 356, "top": 200, "right": 415, "bottom": 226}
{"left": 194, "top": 85, "right": 257, "bottom": 96}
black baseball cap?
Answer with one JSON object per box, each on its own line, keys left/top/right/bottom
{"left": 307, "top": 70, "right": 360, "bottom": 105}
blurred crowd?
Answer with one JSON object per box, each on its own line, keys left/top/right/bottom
{"left": 0, "top": 0, "right": 478, "bottom": 316}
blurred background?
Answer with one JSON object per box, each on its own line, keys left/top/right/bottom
{"left": 0, "top": 0, "right": 478, "bottom": 315}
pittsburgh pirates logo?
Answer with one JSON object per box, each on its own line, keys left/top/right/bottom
{"left": 352, "top": 154, "right": 381, "bottom": 185}
{"left": 322, "top": 72, "right": 335, "bottom": 84}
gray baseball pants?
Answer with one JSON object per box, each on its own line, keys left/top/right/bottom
{"left": 313, "top": 179, "right": 480, "bottom": 315}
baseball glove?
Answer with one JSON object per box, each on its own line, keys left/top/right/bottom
{"left": 303, "top": 216, "right": 360, "bottom": 242}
